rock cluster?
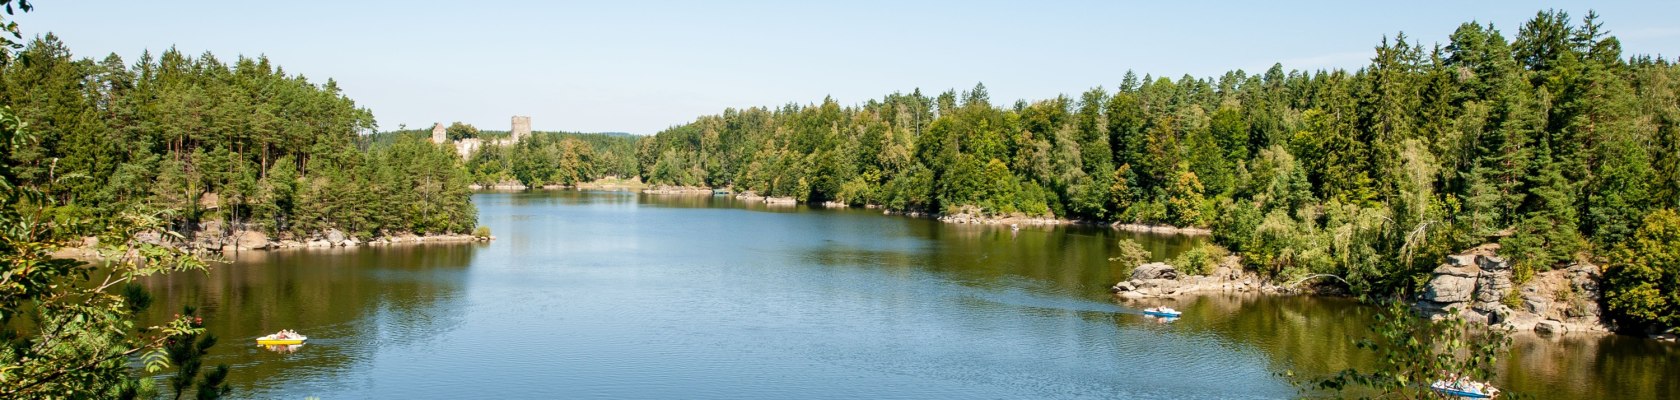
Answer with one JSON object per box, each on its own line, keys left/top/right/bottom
{"left": 935, "top": 206, "right": 1067, "bottom": 226}
{"left": 1415, "top": 244, "right": 1610, "bottom": 334}
{"left": 642, "top": 186, "right": 714, "bottom": 195}
{"left": 1111, "top": 257, "right": 1289, "bottom": 299}
{"left": 734, "top": 191, "right": 798, "bottom": 205}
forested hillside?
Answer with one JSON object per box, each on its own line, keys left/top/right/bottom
{"left": 632, "top": 11, "right": 1680, "bottom": 329}
{"left": 0, "top": 34, "right": 478, "bottom": 240}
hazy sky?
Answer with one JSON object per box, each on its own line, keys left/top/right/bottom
{"left": 20, "top": 1, "right": 1680, "bottom": 134}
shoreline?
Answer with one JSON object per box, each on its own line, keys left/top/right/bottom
{"left": 1109, "top": 248, "right": 1638, "bottom": 340}
{"left": 56, "top": 230, "right": 495, "bottom": 259}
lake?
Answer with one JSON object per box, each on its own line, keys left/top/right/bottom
{"left": 140, "top": 191, "right": 1679, "bottom": 398}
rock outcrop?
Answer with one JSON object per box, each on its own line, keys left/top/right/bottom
{"left": 1415, "top": 244, "right": 1611, "bottom": 334}
{"left": 1111, "top": 256, "right": 1290, "bottom": 299}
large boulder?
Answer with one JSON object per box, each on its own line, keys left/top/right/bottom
{"left": 1535, "top": 319, "right": 1567, "bottom": 334}
{"left": 1422, "top": 263, "right": 1479, "bottom": 304}
{"left": 231, "top": 230, "right": 270, "bottom": 250}
{"left": 325, "top": 229, "right": 347, "bottom": 246}
{"left": 1130, "top": 262, "right": 1180, "bottom": 281}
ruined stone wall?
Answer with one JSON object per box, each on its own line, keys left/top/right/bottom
{"left": 431, "top": 122, "right": 447, "bottom": 143}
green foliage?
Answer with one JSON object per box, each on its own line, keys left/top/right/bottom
{"left": 444, "top": 122, "right": 479, "bottom": 141}
{"left": 1604, "top": 209, "right": 1680, "bottom": 331}
{"left": 462, "top": 131, "right": 637, "bottom": 187}
{"left": 0, "top": 34, "right": 477, "bottom": 238}
{"left": 0, "top": 106, "right": 220, "bottom": 397}
{"left": 1108, "top": 238, "right": 1151, "bottom": 269}
{"left": 0, "top": 1, "right": 30, "bottom": 65}
{"left": 1171, "top": 242, "right": 1228, "bottom": 276}
{"left": 1294, "top": 301, "right": 1511, "bottom": 398}
{"left": 165, "top": 306, "right": 229, "bottom": 400}
{"left": 1164, "top": 165, "right": 1206, "bottom": 227}
{"left": 472, "top": 225, "right": 491, "bottom": 239}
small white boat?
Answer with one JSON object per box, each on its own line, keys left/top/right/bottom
{"left": 1142, "top": 307, "right": 1182, "bottom": 318}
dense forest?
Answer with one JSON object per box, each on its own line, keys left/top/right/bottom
{"left": 631, "top": 11, "right": 1680, "bottom": 332}
{"left": 0, "top": 34, "right": 479, "bottom": 240}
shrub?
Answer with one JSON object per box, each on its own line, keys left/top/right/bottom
{"left": 472, "top": 225, "right": 492, "bottom": 238}
{"left": 1110, "top": 238, "right": 1151, "bottom": 268}
{"left": 1172, "top": 242, "right": 1229, "bottom": 276}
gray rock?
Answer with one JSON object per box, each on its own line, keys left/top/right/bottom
{"left": 1112, "top": 281, "right": 1136, "bottom": 292}
{"left": 1535, "top": 319, "right": 1567, "bottom": 334}
{"left": 306, "top": 239, "right": 331, "bottom": 248}
{"left": 1503, "top": 313, "right": 1540, "bottom": 332}
{"left": 1130, "top": 262, "right": 1180, "bottom": 281}
{"left": 326, "top": 229, "right": 347, "bottom": 245}
{"left": 1134, "top": 278, "right": 1179, "bottom": 290}
{"left": 1474, "top": 268, "right": 1514, "bottom": 307}
{"left": 1524, "top": 297, "right": 1549, "bottom": 315}
{"left": 1477, "top": 255, "right": 1510, "bottom": 271}
{"left": 1423, "top": 264, "right": 1479, "bottom": 304}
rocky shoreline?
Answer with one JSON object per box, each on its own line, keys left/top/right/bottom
{"left": 734, "top": 191, "right": 797, "bottom": 205}
{"left": 1110, "top": 257, "right": 1297, "bottom": 299}
{"left": 1414, "top": 244, "right": 1612, "bottom": 334}
{"left": 1112, "top": 223, "right": 1212, "bottom": 236}
{"left": 1109, "top": 244, "right": 1634, "bottom": 338}
{"left": 643, "top": 185, "right": 715, "bottom": 195}
{"left": 156, "top": 226, "right": 491, "bottom": 253}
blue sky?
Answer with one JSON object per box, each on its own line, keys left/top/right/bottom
{"left": 21, "top": 1, "right": 1680, "bottom": 134}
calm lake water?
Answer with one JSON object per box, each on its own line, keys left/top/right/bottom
{"left": 140, "top": 191, "right": 1678, "bottom": 398}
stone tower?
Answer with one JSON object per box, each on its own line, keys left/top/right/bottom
{"left": 431, "top": 122, "right": 447, "bottom": 143}
{"left": 511, "top": 115, "right": 531, "bottom": 143}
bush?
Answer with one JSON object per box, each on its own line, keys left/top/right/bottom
{"left": 1172, "top": 242, "right": 1229, "bottom": 276}
{"left": 1110, "top": 238, "right": 1151, "bottom": 268}
{"left": 472, "top": 225, "right": 492, "bottom": 238}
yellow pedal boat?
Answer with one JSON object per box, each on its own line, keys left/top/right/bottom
{"left": 256, "top": 333, "right": 307, "bottom": 346}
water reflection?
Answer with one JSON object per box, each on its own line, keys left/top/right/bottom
{"left": 139, "top": 243, "right": 481, "bottom": 394}
{"left": 261, "top": 344, "right": 305, "bottom": 354}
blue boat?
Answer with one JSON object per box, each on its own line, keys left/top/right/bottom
{"left": 1430, "top": 380, "right": 1498, "bottom": 398}
{"left": 1142, "top": 307, "right": 1182, "bottom": 318}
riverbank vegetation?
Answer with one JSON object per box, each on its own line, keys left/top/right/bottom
{"left": 628, "top": 10, "right": 1680, "bottom": 331}
{"left": 0, "top": 34, "right": 479, "bottom": 240}
{"left": 466, "top": 131, "right": 639, "bottom": 188}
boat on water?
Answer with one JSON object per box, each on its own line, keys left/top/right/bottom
{"left": 1142, "top": 307, "right": 1181, "bottom": 318}
{"left": 1430, "top": 378, "right": 1498, "bottom": 399}
{"left": 256, "top": 329, "right": 307, "bottom": 346}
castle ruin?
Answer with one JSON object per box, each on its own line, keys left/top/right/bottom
{"left": 511, "top": 115, "right": 531, "bottom": 143}
{"left": 431, "top": 116, "right": 530, "bottom": 159}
